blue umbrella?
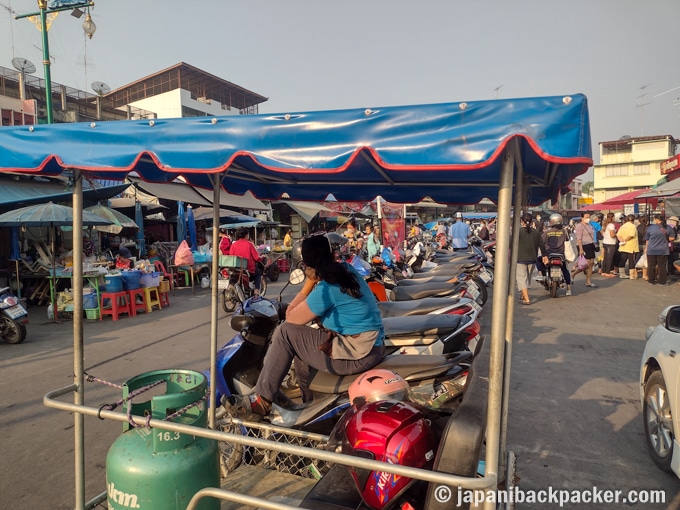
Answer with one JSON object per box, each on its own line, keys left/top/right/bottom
{"left": 135, "top": 200, "right": 145, "bottom": 258}
{"left": 176, "top": 201, "right": 187, "bottom": 245}
{"left": 187, "top": 205, "right": 197, "bottom": 251}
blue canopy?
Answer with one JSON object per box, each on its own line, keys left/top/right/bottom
{"left": 0, "top": 95, "right": 592, "bottom": 205}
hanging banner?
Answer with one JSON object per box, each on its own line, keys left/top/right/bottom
{"left": 318, "top": 201, "right": 372, "bottom": 217}
{"left": 380, "top": 199, "right": 405, "bottom": 249}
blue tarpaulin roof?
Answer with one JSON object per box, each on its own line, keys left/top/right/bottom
{"left": 0, "top": 95, "right": 592, "bottom": 205}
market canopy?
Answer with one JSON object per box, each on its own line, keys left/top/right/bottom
{"left": 0, "top": 94, "right": 592, "bottom": 205}
{"left": 580, "top": 188, "right": 655, "bottom": 211}
{"left": 638, "top": 178, "right": 680, "bottom": 199}
{"left": 0, "top": 177, "right": 130, "bottom": 212}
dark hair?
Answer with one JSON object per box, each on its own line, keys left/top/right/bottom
{"left": 626, "top": 214, "right": 635, "bottom": 223}
{"left": 301, "top": 235, "right": 362, "bottom": 298}
{"left": 236, "top": 228, "right": 248, "bottom": 239}
{"left": 580, "top": 211, "right": 590, "bottom": 219}
{"left": 521, "top": 212, "right": 533, "bottom": 234}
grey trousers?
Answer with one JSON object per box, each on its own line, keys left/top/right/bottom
{"left": 254, "top": 322, "right": 385, "bottom": 402}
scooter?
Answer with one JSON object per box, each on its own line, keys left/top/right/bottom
{"left": 0, "top": 286, "right": 28, "bottom": 344}
{"left": 540, "top": 253, "right": 567, "bottom": 298}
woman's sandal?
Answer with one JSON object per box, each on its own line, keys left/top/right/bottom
{"left": 519, "top": 298, "right": 531, "bottom": 305}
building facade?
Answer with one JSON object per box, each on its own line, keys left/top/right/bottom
{"left": 0, "top": 61, "right": 267, "bottom": 125}
{"left": 593, "top": 135, "right": 678, "bottom": 203}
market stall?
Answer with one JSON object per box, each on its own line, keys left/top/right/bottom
{"left": 0, "top": 94, "right": 592, "bottom": 510}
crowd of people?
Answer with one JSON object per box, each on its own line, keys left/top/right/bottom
{"left": 516, "top": 210, "right": 679, "bottom": 303}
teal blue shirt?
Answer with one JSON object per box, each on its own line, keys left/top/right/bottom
{"left": 306, "top": 263, "right": 384, "bottom": 346}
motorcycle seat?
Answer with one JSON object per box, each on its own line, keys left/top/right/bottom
{"left": 391, "top": 282, "right": 460, "bottom": 301}
{"left": 378, "top": 297, "right": 462, "bottom": 318}
{"left": 398, "top": 275, "right": 459, "bottom": 285}
{"left": 383, "top": 314, "right": 464, "bottom": 337}
{"left": 309, "top": 354, "right": 452, "bottom": 394}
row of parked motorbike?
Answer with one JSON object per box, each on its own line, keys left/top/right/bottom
{"left": 209, "top": 233, "right": 497, "bottom": 509}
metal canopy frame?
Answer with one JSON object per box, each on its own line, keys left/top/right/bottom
{"left": 0, "top": 96, "right": 592, "bottom": 509}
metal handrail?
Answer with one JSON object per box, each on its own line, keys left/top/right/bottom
{"left": 45, "top": 384, "right": 497, "bottom": 491}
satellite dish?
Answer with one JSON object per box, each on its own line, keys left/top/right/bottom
{"left": 11, "top": 57, "right": 36, "bottom": 74}
{"left": 91, "top": 81, "right": 110, "bottom": 96}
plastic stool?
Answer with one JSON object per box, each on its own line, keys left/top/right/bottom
{"left": 127, "top": 288, "right": 147, "bottom": 316}
{"left": 142, "top": 286, "right": 162, "bottom": 313}
{"left": 100, "top": 291, "right": 131, "bottom": 321}
{"left": 159, "top": 290, "right": 170, "bottom": 308}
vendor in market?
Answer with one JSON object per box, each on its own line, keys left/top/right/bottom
{"left": 113, "top": 246, "right": 133, "bottom": 270}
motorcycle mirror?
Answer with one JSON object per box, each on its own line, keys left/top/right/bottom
{"left": 229, "top": 313, "right": 254, "bottom": 334}
{"left": 289, "top": 269, "right": 306, "bottom": 285}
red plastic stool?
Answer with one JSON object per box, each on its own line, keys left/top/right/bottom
{"left": 100, "top": 291, "right": 131, "bottom": 321}
{"left": 159, "top": 290, "right": 170, "bottom": 308}
{"left": 127, "top": 288, "right": 146, "bottom": 316}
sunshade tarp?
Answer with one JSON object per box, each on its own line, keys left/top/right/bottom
{"left": 0, "top": 179, "right": 130, "bottom": 211}
{"left": 130, "top": 178, "right": 212, "bottom": 207}
{"left": 0, "top": 94, "right": 592, "bottom": 205}
{"left": 276, "top": 200, "right": 335, "bottom": 223}
{"left": 638, "top": 178, "right": 680, "bottom": 199}
{"left": 193, "top": 188, "right": 268, "bottom": 211}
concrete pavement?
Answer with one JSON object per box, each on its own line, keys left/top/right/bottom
{"left": 1, "top": 274, "right": 679, "bottom": 509}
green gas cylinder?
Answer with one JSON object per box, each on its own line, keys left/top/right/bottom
{"left": 106, "top": 369, "right": 219, "bottom": 510}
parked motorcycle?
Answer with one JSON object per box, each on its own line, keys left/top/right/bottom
{"left": 0, "top": 286, "right": 28, "bottom": 344}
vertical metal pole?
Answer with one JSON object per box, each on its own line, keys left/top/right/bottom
{"left": 38, "top": 1, "right": 53, "bottom": 124}
{"left": 209, "top": 174, "right": 222, "bottom": 429}
{"left": 72, "top": 171, "right": 85, "bottom": 509}
{"left": 482, "top": 148, "right": 514, "bottom": 510}
{"left": 500, "top": 139, "right": 523, "bottom": 476}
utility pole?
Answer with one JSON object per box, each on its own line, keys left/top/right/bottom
{"left": 637, "top": 83, "right": 653, "bottom": 136}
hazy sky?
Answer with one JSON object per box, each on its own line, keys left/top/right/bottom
{"left": 2, "top": 0, "right": 680, "bottom": 176}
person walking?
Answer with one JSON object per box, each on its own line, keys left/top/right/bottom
{"left": 449, "top": 212, "right": 471, "bottom": 251}
{"left": 616, "top": 214, "right": 639, "bottom": 279}
{"left": 645, "top": 214, "right": 675, "bottom": 285}
{"left": 516, "top": 212, "right": 547, "bottom": 305}
{"left": 364, "top": 223, "right": 381, "bottom": 260}
{"left": 637, "top": 216, "right": 649, "bottom": 280}
{"left": 601, "top": 213, "right": 618, "bottom": 277}
{"left": 571, "top": 212, "right": 598, "bottom": 288}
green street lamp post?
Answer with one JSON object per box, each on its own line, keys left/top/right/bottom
{"left": 16, "top": 1, "right": 97, "bottom": 124}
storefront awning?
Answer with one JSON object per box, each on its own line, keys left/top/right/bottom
{"left": 0, "top": 178, "right": 130, "bottom": 212}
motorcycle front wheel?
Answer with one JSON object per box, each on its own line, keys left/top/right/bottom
{"left": 267, "top": 264, "right": 280, "bottom": 282}
{"left": 469, "top": 276, "right": 488, "bottom": 306}
{"left": 221, "top": 285, "right": 238, "bottom": 313}
{"left": 0, "top": 317, "right": 26, "bottom": 344}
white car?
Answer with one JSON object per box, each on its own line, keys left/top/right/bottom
{"left": 640, "top": 305, "right": 680, "bottom": 476}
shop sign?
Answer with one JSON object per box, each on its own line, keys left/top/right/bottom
{"left": 661, "top": 155, "right": 680, "bottom": 175}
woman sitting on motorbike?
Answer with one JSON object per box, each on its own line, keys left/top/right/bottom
{"left": 227, "top": 233, "right": 385, "bottom": 416}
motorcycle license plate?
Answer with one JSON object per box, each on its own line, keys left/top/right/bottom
{"left": 466, "top": 284, "right": 480, "bottom": 299}
{"left": 470, "top": 301, "right": 483, "bottom": 314}
{"left": 479, "top": 270, "right": 492, "bottom": 283}
{"left": 550, "top": 268, "right": 562, "bottom": 279}
{"left": 4, "top": 304, "right": 27, "bottom": 319}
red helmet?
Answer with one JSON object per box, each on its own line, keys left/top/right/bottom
{"left": 339, "top": 400, "right": 437, "bottom": 509}
{"left": 348, "top": 369, "right": 409, "bottom": 407}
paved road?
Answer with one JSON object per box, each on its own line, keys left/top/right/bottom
{"left": 504, "top": 273, "right": 680, "bottom": 509}
{"left": 1, "top": 274, "right": 679, "bottom": 509}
